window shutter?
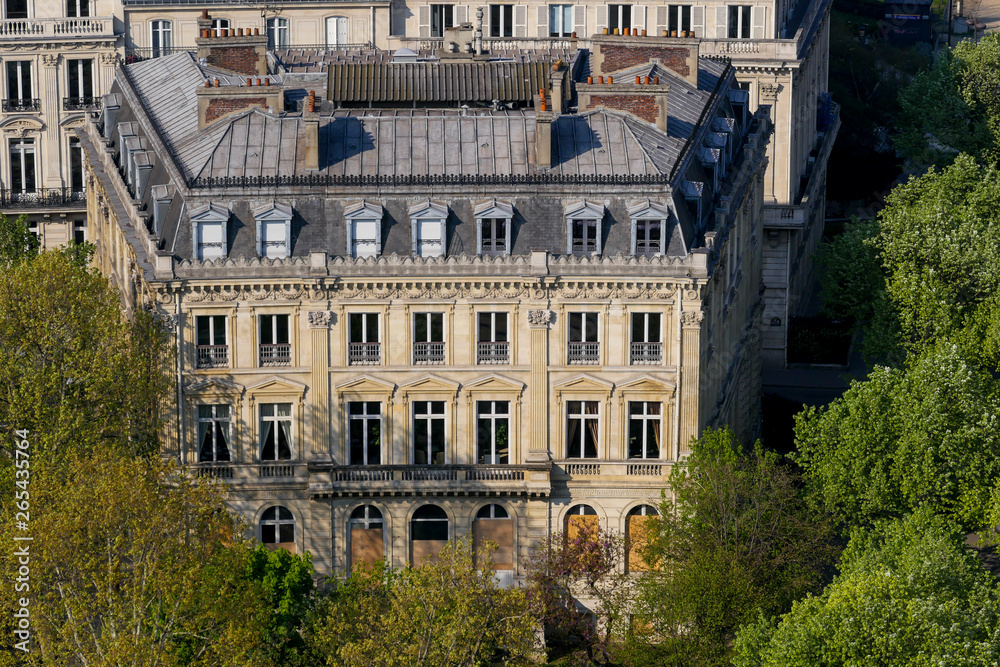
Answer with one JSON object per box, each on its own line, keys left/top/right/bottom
{"left": 418, "top": 5, "right": 430, "bottom": 37}
{"left": 574, "top": 5, "right": 587, "bottom": 36}
{"left": 751, "top": 5, "right": 766, "bottom": 38}
{"left": 537, "top": 5, "right": 548, "bottom": 37}
{"left": 715, "top": 6, "right": 727, "bottom": 38}
{"left": 691, "top": 6, "right": 705, "bottom": 37}
{"left": 596, "top": 5, "right": 608, "bottom": 33}
{"left": 633, "top": 5, "right": 646, "bottom": 31}
{"left": 351, "top": 16, "right": 366, "bottom": 43}
{"left": 514, "top": 5, "right": 527, "bottom": 37}
{"left": 456, "top": 5, "right": 468, "bottom": 25}
{"left": 655, "top": 6, "right": 667, "bottom": 34}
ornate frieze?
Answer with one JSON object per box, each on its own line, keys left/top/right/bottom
{"left": 527, "top": 309, "right": 555, "bottom": 327}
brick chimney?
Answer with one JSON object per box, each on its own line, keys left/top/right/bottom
{"left": 195, "top": 24, "right": 268, "bottom": 76}
{"left": 591, "top": 33, "right": 701, "bottom": 88}
{"left": 195, "top": 77, "right": 283, "bottom": 129}
{"left": 577, "top": 78, "right": 670, "bottom": 132}
{"left": 535, "top": 111, "right": 554, "bottom": 168}
{"left": 301, "top": 90, "right": 320, "bottom": 170}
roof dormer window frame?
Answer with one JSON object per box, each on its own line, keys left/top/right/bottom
{"left": 345, "top": 200, "right": 383, "bottom": 259}
{"left": 564, "top": 200, "right": 605, "bottom": 256}
{"left": 628, "top": 199, "right": 671, "bottom": 257}
{"left": 474, "top": 199, "right": 513, "bottom": 256}
{"left": 408, "top": 199, "right": 448, "bottom": 258}
{"left": 190, "top": 203, "right": 230, "bottom": 261}
{"left": 253, "top": 202, "right": 293, "bottom": 259}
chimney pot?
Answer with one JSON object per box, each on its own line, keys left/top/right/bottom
{"left": 662, "top": 30, "right": 668, "bottom": 36}
{"left": 587, "top": 76, "right": 593, "bottom": 84}
{"left": 247, "top": 77, "right": 253, "bottom": 86}
{"left": 654, "top": 76, "right": 659, "bottom": 85}
{"left": 254, "top": 27, "right": 260, "bottom": 35}
{"left": 264, "top": 77, "right": 270, "bottom": 86}
{"left": 607, "top": 76, "right": 613, "bottom": 84}
{"left": 598, "top": 76, "right": 604, "bottom": 84}
{"left": 642, "top": 29, "right": 647, "bottom": 36}
{"left": 632, "top": 28, "right": 638, "bottom": 35}
{"left": 636, "top": 75, "right": 641, "bottom": 84}
{"left": 644, "top": 76, "right": 650, "bottom": 85}
{"left": 201, "top": 8, "right": 208, "bottom": 19}
{"left": 572, "top": 31, "right": 577, "bottom": 38}
{"left": 204, "top": 80, "right": 211, "bottom": 87}
{"left": 214, "top": 78, "right": 220, "bottom": 87}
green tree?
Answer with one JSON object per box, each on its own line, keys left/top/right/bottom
{"left": 630, "top": 428, "right": 840, "bottom": 666}
{"left": 0, "top": 213, "right": 39, "bottom": 267}
{"left": 307, "top": 539, "right": 537, "bottom": 666}
{"left": 245, "top": 545, "right": 317, "bottom": 665}
{"left": 733, "top": 510, "right": 1000, "bottom": 666}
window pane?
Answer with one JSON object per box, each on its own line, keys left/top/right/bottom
{"left": 413, "top": 520, "right": 448, "bottom": 541}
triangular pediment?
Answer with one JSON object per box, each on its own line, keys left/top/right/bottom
{"left": 252, "top": 202, "right": 293, "bottom": 221}
{"left": 344, "top": 200, "right": 383, "bottom": 220}
{"left": 247, "top": 375, "right": 308, "bottom": 395}
{"left": 336, "top": 374, "right": 397, "bottom": 393}
{"left": 184, "top": 377, "right": 245, "bottom": 395}
{"left": 553, "top": 374, "right": 615, "bottom": 393}
{"left": 627, "top": 199, "right": 671, "bottom": 220}
{"left": 408, "top": 199, "right": 448, "bottom": 220}
{"left": 473, "top": 198, "right": 513, "bottom": 219}
{"left": 400, "top": 374, "right": 460, "bottom": 395}
{"left": 617, "top": 375, "right": 676, "bottom": 394}
{"left": 564, "top": 200, "right": 605, "bottom": 220}
{"left": 189, "top": 203, "right": 230, "bottom": 223}
{"left": 463, "top": 374, "right": 524, "bottom": 394}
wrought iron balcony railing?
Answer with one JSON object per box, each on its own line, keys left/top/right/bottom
{"left": 196, "top": 344, "right": 229, "bottom": 368}
{"left": 477, "top": 341, "right": 509, "bottom": 365}
{"left": 567, "top": 341, "right": 600, "bottom": 365}
{"left": 630, "top": 341, "right": 662, "bottom": 365}
{"left": 259, "top": 343, "right": 291, "bottom": 366}
{"left": 348, "top": 342, "right": 380, "bottom": 365}
{"left": 0, "top": 187, "right": 85, "bottom": 208}
{"left": 63, "top": 96, "right": 101, "bottom": 111}
{"left": 2, "top": 98, "right": 40, "bottom": 112}
{"left": 413, "top": 342, "right": 445, "bottom": 365}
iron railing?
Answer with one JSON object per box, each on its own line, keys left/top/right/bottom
{"left": 413, "top": 342, "right": 445, "bottom": 365}
{"left": 189, "top": 173, "right": 677, "bottom": 189}
{"left": 567, "top": 341, "right": 600, "bottom": 364}
{"left": 63, "top": 96, "right": 101, "bottom": 111}
{"left": 630, "top": 342, "right": 662, "bottom": 365}
{"left": 259, "top": 343, "right": 291, "bottom": 366}
{"left": 196, "top": 345, "right": 229, "bottom": 368}
{"left": 477, "top": 341, "right": 509, "bottom": 365}
{"left": 123, "top": 46, "right": 194, "bottom": 63}
{"left": 0, "top": 187, "right": 85, "bottom": 208}
{"left": 2, "top": 98, "right": 40, "bottom": 112}
{"left": 348, "top": 342, "right": 380, "bottom": 365}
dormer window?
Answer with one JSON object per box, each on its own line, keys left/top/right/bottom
{"left": 681, "top": 181, "right": 704, "bottom": 226}
{"left": 565, "top": 200, "right": 604, "bottom": 256}
{"left": 189, "top": 204, "right": 230, "bottom": 261}
{"left": 344, "top": 200, "right": 383, "bottom": 259}
{"left": 628, "top": 200, "right": 671, "bottom": 257}
{"left": 728, "top": 89, "right": 749, "bottom": 133}
{"left": 697, "top": 148, "right": 721, "bottom": 192}
{"left": 253, "top": 202, "right": 293, "bottom": 259}
{"left": 409, "top": 200, "right": 448, "bottom": 258}
{"left": 474, "top": 199, "right": 513, "bottom": 256}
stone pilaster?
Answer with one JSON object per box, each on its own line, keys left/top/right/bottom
{"left": 307, "top": 311, "right": 333, "bottom": 460}
{"left": 41, "top": 53, "right": 62, "bottom": 189}
{"left": 526, "top": 308, "right": 554, "bottom": 462}
{"left": 678, "top": 306, "right": 704, "bottom": 457}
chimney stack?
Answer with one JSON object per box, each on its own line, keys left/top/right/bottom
{"left": 536, "top": 111, "right": 553, "bottom": 169}
{"left": 302, "top": 90, "right": 320, "bottom": 170}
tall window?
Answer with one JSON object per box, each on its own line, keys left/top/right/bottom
{"left": 628, "top": 402, "right": 661, "bottom": 459}
{"left": 326, "top": 16, "right": 349, "bottom": 47}
{"left": 626, "top": 505, "right": 659, "bottom": 572}
{"left": 5, "top": 0, "right": 28, "bottom": 19}
{"left": 198, "top": 405, "right": 231, "bottom": 462}
{"left": 411, "top": 505, "right": 449, "bottom": 564}
{"left": 349, "top": 505, "right": 384, "bottom": 569}
{"left": 348, "top": 313, "right": 380, "bottom": 365}
{"left": 474, "top": 504, "right": 514, "bottom": 584}
{"left": 413, "top": 401, "right": 445, "bottom": 465}
{"left": 350, "top": 219, "right": 379, "bottom": 258}
{"left": 349, "top": 401, "right": 381, "bottom": 465}
{"left": 430, "top": 4, "right": 454, "bottom": 37}
{"left": 66, "top": 0, "right": 90, "bottom": 17}
{"left": 567, "top": 312, "right": 599, "bottom": 364}
{"left": 636, "top": 220, "right": 663, "bottom": 256}
{"left": 566, "top": 401, "right": 599, "bottom": 458}
{"left": 630, "top": 312, "right": 662, "bottom": 364}
{"left": 210, "top": 18, "right": 231, "bottom": 36}
{"left": 480, "top": 218, "right": 507, "bottom": 255}
{"left": 571, "top": 219, "right": 599, "bottom": 255}
{"left": 477, "top": 400, "right": 509, "bottom": 464}
{"left": 259, "top": 314, "right": 291, "bottom": 367}
{"left": 413, "top": 312, "right": 444, "bottom": 365}
{"left": 489, "top": 4, "right": 514, "bottom": 36}
{"left": 415, "top": 220, "right": 444, "bottom": 257}
{"left": 73, "top": 220, "right": 86, "bottom": 244}
{"left": 267, "top": 17, "right": 289, "bottom": 48}
{"left": 549, "top": 4, "right": 573, "bottom": 36}
{"left": 9, "top": 138, "right": 36, "bottom": 196}
{"left": 260, "top": 403, "right": 292, "bottom": 460}
{"left": 196, "top": 315, "right": 228, "bottom": 368}
{"left": 728, "top": 5, "right": 752, "bottom": 38}
{"left": 69, "top": 137, "right": 85, "bottom": 194}
{"left": 260, "top": 506, "right": 295, "bottom": 551}
{"left": 196, "top": 220, "right": 225, "bottom": 260}
{"left": 150, "top": 20, "right": 173, "bottom": 58}
{"left": 608, "top": 4, "right": 632, "bottom": 33}
{"left": 668, "top": 5, "right": 691, "bottom": 34}
{"left": 6, "top": 61, "right": 33, "bottom": 111}
{"left": 66, "top": 60, "right": 94, "bottom": 110}
{"left": 477, "top": 312, "right": 509, "bottom": 364}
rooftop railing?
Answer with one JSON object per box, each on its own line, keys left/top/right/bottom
{"left": 0, "top": 16, "right": 114, "bottom": 40}
{"left": 0, "top": 187, "right": 85, "bottom": 209}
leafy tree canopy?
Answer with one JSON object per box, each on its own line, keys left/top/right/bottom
{"left": 733, "top": 510, "right": 1000, "bottom": 667}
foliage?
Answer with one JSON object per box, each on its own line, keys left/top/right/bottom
{"left": 307, "top": 539, "right": 537, "bottom": 666}
{"left": 0, "top": 249, "right": 172, "bottom": 474}
{"left": 0, "top": 451, "right": 274, "bottom": 667}
{"left": 628, "top": 428, "right": 840, "bottom": 665}
{"left": 524, "top": 522, "right": 636, "bottom": 665}
{"left": 733, "top": 510, "right": 1000, "bottom": 666}
{"left": 245, "top": 545, "right": 317, "bottom": 665}
{"left": 0, "top": 213, "right": 39, "bottom": 267}
{"left": 794, "top": 342, "right": 1000, "bottom": 533}
{"left": 897, "top": 34, "right": 1000, "bottom": 168}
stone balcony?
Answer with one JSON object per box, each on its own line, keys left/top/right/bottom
{"left": 0, "top": 16, "right": 116, "bottom": 42}
{"left": 190, "top": 462, "right": 308, "bottom": 484}
{"left": 306, "top": 464, "right": 552, "bottom": 498}
{"left": 554, "top": 460, "right": 670, "bottom": 481}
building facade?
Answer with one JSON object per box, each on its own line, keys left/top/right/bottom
{"left": 81, "top": 34, "right": 770, "bottom": 577}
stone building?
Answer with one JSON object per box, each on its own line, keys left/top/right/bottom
{"left": 0, "top": 0, "right": 117, "bottom": 246}
{"left": 81, "top": 33, "right": 770, "bottom": 578}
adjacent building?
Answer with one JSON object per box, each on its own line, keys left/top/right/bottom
{"left": 81, "top": 32, "right": 771, "bottom": 578}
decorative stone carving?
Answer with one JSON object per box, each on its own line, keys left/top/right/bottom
{"left": 680, "top": 310, "right": 705, "bottom": 327}
{"left": 759, "top": 83, "right": 781, "bottom": 101}
{"left": 41, "top": 54, "right": 59, "bottom": 68}
{"left": 1, "top": 119, "right": 43, "bottom": 137}
{"left": 100, "top": 52, "right": 118, "bottom": 66}
{"left": 307, "top": 311, "right": 335, "bottom": 328}
{"left": 155, "top": 313, "right": 178, "bottom": 332}
{"left": 682, "top": 281, "right": 702, "bottom": 301}
{"left": 527, "top": 309, "right": 554, "bottom": 327}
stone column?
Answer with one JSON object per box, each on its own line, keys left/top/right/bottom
{"left": 40, "top": 53, "right": 63, "bottom": 189}
{"left": 525, "top": 308, "right": 554, "bottom": 462}
{"left": 307, "top": 311, "right": 333, "bottom": 460}
{"left": 677, "top": 306, "right": 704, "bottom": 458}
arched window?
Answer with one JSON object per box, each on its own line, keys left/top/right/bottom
{"left": 564, "top": 504, "right": 598, "bottom": 541}
{"left": 410, "top": 505, "right": 448, "bottom": 564}
{"left": 626, "top": 505, "right": 659, "bottom": 572}
{"left": 260, "top": 506, "right": 296, "bottom": 553}
{"left": 349, "top": 505, "right": 384, "bottom": 569}
{"left": 473, "top": 504, "right": 514, "bottom": 586}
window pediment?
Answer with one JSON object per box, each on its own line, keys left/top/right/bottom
{"left": 554, "top": 374, "right": 614, "bottom": 399}
{"left": 463, "top": 374, "right": 524, "bottom": 395}
{"left": 564, "top": 199, "right": 605, "bottom": 220}
{"left": 617, "top": 375, "right": 676, "bottom": 395}
{"left": 473, "top": 198, "right": 513, "bottom": 219}
{"left": 247, "top": 375, "right": 307, "bottom": 398}
{"left": 189, "top": 203, "right": 231, "bottom": 223}
{"left": 408, "top": 199, "right": 448, "bottom": 220}
{"left": 336, "top": 374, "right": 396, "bottom": 395}
{"left": 253, "top": 202, "right": 293, "bottom": 221}
{"left": 400, "top": 374, "right": 460, "bottom": 397}
{"left": 184, "top": 377, "right": 245, "bottom": 397}
{"left": 627, "top": 199, "right": 670, "bottom": 220}
{"left": 344, "top": 200, "right": 384, "bottom": 220}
